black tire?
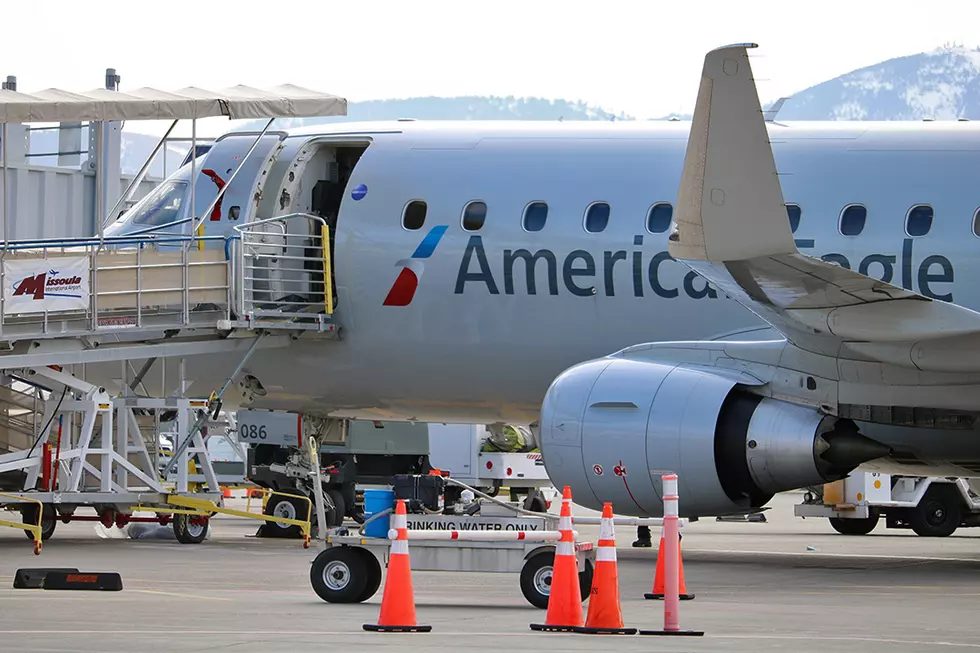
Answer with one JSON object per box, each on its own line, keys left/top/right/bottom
{"left": 310, "top": 547, "right": 368, "bottom": 603}
{"left": 263, "top": 493, "right": 307, "bottom": 538}
{"left": 519, "top": 549, "right": 593, "bottom": 609}
{"left": 21, "top": 504, "right": 57, "bottom": 541}
{"left": 829, "top": 517, "right": 877, "bottom": 535}
{"left": 910, "top": 485, "right": 962, "bottom": 537}
{"left": 355, "top": 548, "right": 383, "bottom": 602}
{"left": 326, "top": 489, "right": 345, "bottom": 528}
{"left": 523, "top": 490, "right": 548, "bottom": 514}
{"left": 830, "top": 509, "right": 879, "bottom": 536}
{"left": 173, "top": 513, "right": 209, "bottom": 544}
{"left": 578, "top": 557, "right": 594, "bottom": 599}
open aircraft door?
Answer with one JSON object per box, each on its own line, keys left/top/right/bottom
{"left": 188, "top": 131, "right": 289, "bottom": 244}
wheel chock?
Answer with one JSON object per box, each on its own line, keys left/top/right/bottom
{"left": 42, "top": 571, "right": 123, "bottom": 591}
{"left": 13, "top": 568, "right": 79, "bottom": 589}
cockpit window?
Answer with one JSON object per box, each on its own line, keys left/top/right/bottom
{"left": 127, "top": 180, "right": 189, "bottom": 228}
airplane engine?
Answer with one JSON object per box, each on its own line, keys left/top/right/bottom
{"left": 539, "top": 358, "right": 890, "bottom": 517}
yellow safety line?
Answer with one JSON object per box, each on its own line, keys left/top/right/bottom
{"left": 0, "top": 492, "right": 43, "bottom": 553}
{"left": 321, "top": 224, "right": 333, "bottom": 315}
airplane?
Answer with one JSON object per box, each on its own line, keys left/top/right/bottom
{"left": 91, "top": 53, "right": 980, "bottom": 518}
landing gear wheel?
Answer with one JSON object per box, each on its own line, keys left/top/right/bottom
{"left": 263, "top": 493, "right": 307, "bottom": 538}
{"left": 173, "top": 513, "right": 209, "bottom": 544}
{"left": 354, "top": 548, "right": 383, "bottom": 602}
{"left": 519, "top": 550, "right": 593, "bottom": 609}
{"left": 22, "top": 504, "right": 56, "bottom": 541}
{"left": 326, "top": 489, "right": 345, "bottom": 528}
{"left": 910, "top": 485, "right": 962, "bottom": 537}
{"left": 310, "top": 546, "right": 368, "bottom": 603}
{"left": 830, "top": 508, "right": 879, "bottom": 536}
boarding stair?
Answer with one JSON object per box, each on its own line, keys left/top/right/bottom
{"left": 0, "top": 212, "right": 334, "bottom": 549}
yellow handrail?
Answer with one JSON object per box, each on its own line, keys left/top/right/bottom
{"left": 321, "top": 224, "right": 334, "bottom": 315}
{"left": 0, "top": 492, "right": 44, "bottom": 555}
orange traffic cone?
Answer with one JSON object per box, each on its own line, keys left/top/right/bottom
{"left": 644, "top": 529, "right": 694, "bottom": 600}
{"left": 222, "top": 487, "right": 232, "bottom": 498}
{"left": 363, "top": 499, "right": 432, "bottom": 633}
{"left": 574, "top": 503, "right": 636, "bottom": 635}
{"left": 530, "top": 485, "right": 584, "bottom": 632}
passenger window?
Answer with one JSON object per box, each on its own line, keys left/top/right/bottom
{"left": 974, "top": 208, "right": 980, "bottom": 237}
{"left": 402, "top": 200, "right": 427, "bottom": 230}
{"left": 585, "top": 202, "right": 610, "bottom": 233}
{"left": 523, "top": 202, "right": 548, "bottom": 232}
{"left": 646, "top": 203, "right": 673, "bottom": 234}
{"left": 906, "top": 204, "right": 933, "bottom": 237}
{"left": 462, "top": 201, "right": 487, "bottom": 231}
{"left": 839, "top": 204, "right": 867, "bottom": 236}
{"left": 786, "top": 204, "right": 801, "bottom": 233}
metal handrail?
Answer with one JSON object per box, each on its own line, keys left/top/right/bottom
{"left": 0, "top": 212, "right": 333, "bottom": 341}
{"left": 234, "top": 213, "right": 332, "bottom": 321}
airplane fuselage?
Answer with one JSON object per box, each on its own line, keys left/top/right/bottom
{"left": 104, "top": 120, "right": 980, "bottom": 427}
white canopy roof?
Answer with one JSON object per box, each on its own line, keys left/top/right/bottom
{"left": 0, "top": 84, "right": 347, "bottom": 123}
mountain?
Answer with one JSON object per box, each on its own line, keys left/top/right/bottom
{"left": 28, "top": 44, "right": 980, "bottom": 175}
{"left": 25, "top": 128, "right": 189, "bottom": 177}
{"left": 233, "top": 95, "right": 634, "bottom": 132}
{"left": 775, "top": 45, "right": 980, "bottom": 121}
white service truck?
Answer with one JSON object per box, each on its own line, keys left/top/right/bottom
{"left": 427, "top": 424, "right": 557, "bottom": 512}
{"left": 795, "top": 471, "right": 980, "bottom": 536}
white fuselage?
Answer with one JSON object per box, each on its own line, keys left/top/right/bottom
{"left": 100, "top": 120, "right": 980, "bottom": 429}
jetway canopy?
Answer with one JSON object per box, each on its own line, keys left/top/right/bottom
{"left": 0, "top": 84, "right": 347, "bottom": 122}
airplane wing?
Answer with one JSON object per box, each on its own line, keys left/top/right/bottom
{"left": 668, "top": 44, "right": 980, "bottom": 371}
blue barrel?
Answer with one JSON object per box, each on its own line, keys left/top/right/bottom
{"left": 363, "top": 489, "right": 395, "bottom": 539}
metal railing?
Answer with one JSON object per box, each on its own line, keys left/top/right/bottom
{"left": 233, "top": 213, "right": 333, "bottom": 327}
{"left": 0, "top": 212, "right": 333, "bottom": 342}
{"left": 0, "top": 232, "right": 230, "bottom": 340}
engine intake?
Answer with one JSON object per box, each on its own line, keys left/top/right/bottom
{"left": 539, "top": 358, "right": 889, "bottom": 517}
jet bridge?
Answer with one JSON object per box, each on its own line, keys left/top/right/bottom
{"left": 0, "top": 83, "right": 347, "bottom": 552}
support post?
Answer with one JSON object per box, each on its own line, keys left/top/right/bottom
{"left": 639, "top": 473, "right": 703, "bottom": 637}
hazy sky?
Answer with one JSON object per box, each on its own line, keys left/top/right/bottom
{"left": 2, "top": 0, "right": 978, "bottom": 135}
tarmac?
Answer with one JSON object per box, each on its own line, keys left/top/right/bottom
{"left": 2, "top": 491, "right": 980, "bottom": 652}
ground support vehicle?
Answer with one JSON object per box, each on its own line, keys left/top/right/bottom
{"left": 795, "top": 472, "right": 980, "bottom": 536}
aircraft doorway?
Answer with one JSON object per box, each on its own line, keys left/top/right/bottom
{"left": 310, "top": 146, "right": 367, "bottom": 310}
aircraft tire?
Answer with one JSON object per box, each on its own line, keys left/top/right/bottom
{"left": 263, "top": 493, "right": 306, "bottom": 538}
{"left": 326, "top": 489, "right": 345, "bottom": 528}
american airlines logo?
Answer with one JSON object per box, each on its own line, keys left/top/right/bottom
{"left": 385, "top": 230, "right": 957, "bottom": 304}
{"left": 383, "top": 225, "right": 449, "bottom": 306}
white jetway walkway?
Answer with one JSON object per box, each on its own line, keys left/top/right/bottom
{"left": 0, "top": 84, "right": 347, "bottom": 552}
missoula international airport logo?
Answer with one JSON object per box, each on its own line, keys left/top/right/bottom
{"left": 12, "top": 268, "right": 84, "bottom": 301}
{"left": 382, "top": 225, "right": 449, "bottom": 306}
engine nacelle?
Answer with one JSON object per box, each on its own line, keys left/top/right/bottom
{"left": 539, "top": 358, "right": 890, "bottom": 517}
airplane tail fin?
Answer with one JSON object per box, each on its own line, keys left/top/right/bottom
{"left": 669, "top": 43, "right": 797, "bottom": 263}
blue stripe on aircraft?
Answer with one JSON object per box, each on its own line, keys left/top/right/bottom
{"left": 411, "top": 225, "right": 449, "bottom": 259}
